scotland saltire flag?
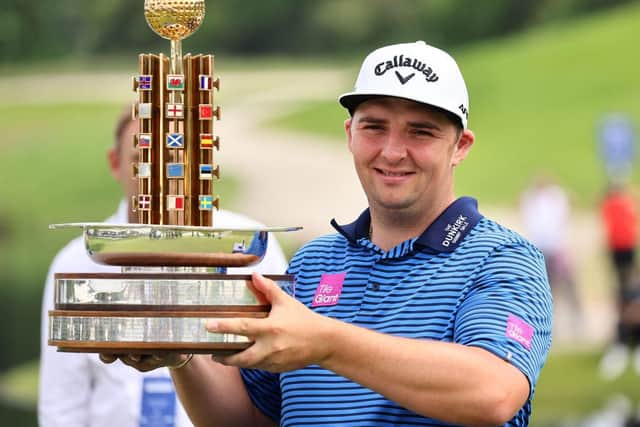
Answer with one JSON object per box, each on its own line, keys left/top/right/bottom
{"left": 166, "top": 133, "right": 184, "bottom": 148}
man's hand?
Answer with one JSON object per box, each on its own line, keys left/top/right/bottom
{"left": 207, "top": 272, "right": 333, "bottom": 372}
{"left": 99, "top": 353, "right": 190, "bottom": 372}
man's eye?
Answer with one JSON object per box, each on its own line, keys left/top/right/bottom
{"left": 413, "top": 129, "right": 434, "bottom": 137}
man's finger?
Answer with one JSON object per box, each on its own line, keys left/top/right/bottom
{"left": 119, "top": 354, "right": 139, "bottom": 367}
{"left": 246, "top": 276, "right": 269, "bottom": 305}
{"left": 206, "top": 317, "right": 260, "bottom": 337}
{"left": 251, "top": 272, "right": 286, "bottom": 304}
{"left": 99, "top": 353, "right": 117, "bottom": 364}
{"left": 128, "top": 354, "right": 142, "bottom": 363}
{"left": 214, "top": 345, "right": 258, "bottom": 369}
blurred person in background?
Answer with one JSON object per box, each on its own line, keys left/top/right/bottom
{"left": 520, "top": 173, "right": 582, "bottom": 331}
{"left": 598, "top": 181, "right": 640, "bottom": 380}
{"left": 105, "top": 41, "right": 552, "bottom": 426}
{"left": 38, "top": 108, "right": 288, "bottom": 427}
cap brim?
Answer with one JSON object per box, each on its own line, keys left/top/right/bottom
{"left": 338, "top": 92, "right": 466, "bottom": 128}
{"left": 338, "top": 92, "right": 388, "bottom": 113}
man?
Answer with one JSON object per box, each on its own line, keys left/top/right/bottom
{"left": 520, "top": 173, "right": 581, "bottom": 331}
{"left": 598, "top": 182, "right": 640, "bottom": 379}
{"left": 112, "top": 41, "right": 553, "bottom": 426}
{"left": 38, "top": 108, "right": 289, "bottom": 427}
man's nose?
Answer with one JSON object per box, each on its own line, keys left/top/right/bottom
{"left": 380, "top": 133, "right": 407, "bottom": 163}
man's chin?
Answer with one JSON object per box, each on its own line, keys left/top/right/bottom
{"left": 374, "top": 198, "right": 417, "bottom": 211}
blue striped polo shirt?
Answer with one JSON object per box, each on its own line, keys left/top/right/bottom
{"left": 241, "top": 197, "right": 553, "bottom": 426}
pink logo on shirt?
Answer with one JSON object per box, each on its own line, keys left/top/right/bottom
{"left": 505, "top": 314, "right": 534, "bottom": 350}
{"left": 312, "top": 272, "right": 346, "bottom": 307}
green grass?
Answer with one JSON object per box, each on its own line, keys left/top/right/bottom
{"left": 269, "top": 100, "right": 350, "bottom": 140}
{"left": 531, "top": 347, "right": 640, "bottom": 425}
{"left": 3, "top": 348, "right": 638, "bottom": 423}
{"left": 0, "top": 360, "right": 38, "bottom": 409}
{"left": 267, "top": 2, "right": 640, "bottom": 208}
{"left": 0, "top": 103, "right": 239, "bottom": 287}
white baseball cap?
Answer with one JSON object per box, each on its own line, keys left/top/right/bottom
{"left": 339, "top": 41, "right": 469, "bottom": 128}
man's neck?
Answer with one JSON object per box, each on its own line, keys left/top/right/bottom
{"left": 369, "top": 197, "right": 454, "bottom": 251}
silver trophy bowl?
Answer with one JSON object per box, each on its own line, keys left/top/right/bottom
{"left": 50, "top": 223, "right": 301, "bottom": 267}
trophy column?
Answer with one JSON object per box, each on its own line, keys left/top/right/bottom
{"left": 133, "top": 54, "right": 220, "bottom": 226}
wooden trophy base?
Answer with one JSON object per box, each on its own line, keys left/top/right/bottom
{"left": 49, "top": 273, "right": 293, "bottom": 355}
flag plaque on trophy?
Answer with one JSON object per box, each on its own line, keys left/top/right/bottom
{"left": 48, "top": 0, "right": 300, "bottom": 355}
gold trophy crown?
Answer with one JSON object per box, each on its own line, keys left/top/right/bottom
{"left": 144, "top": 0, "right": 204, "bottom": 76}
{"left": 144, "top": 0, "right": 205, "bottom": 41}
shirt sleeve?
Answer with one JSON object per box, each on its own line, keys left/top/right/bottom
{"left": 254, "top": 234, "right": 289, "bottom": 275}
{"left": 226, "top": 235, "right": 289, "bottom": 276}
{"left": 239, "top": 368, "right": 282, "bottom": 423}
{"left": 453, "top": 239, "right": 553, "bottom": 395}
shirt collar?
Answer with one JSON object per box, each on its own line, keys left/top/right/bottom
{"left": 106, "top": 199, "right": 130, "bottom": 224}
{"left": 330, "top": 197, "right": 483, "bottom": 253}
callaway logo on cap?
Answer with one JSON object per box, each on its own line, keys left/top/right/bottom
{"left": 338, "top": 41, "right": 469, "bottom": 128}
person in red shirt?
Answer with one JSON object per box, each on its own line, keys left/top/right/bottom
{"left": 599, "top": 182, "right": 640, "bottom": 379}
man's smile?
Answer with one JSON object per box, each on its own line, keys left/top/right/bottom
{"left": 374, "top": 167, "right": 415, "bottom": 181}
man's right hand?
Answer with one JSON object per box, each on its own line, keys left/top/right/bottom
{"left": 99, "top": 353, "right": 191, "bottom": 372}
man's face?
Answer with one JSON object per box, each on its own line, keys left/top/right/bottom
{"left": 109, "top": 119, "right": 139, "bottom": 206}
{"left": 345, "top": 97, "right": 473, "bottom": 216}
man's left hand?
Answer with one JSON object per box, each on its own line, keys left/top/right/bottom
{"left": 207, "top": 272, "right": 332, "bottom": 372}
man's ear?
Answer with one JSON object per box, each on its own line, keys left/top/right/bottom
{"left": 345, "top": 118, "right": 353, "bottom": 152}
{"left": 107, "top": 148, "right": 120, "bottom": 180}
{"left": 452, "top": 129, "right": 475, "bottom": 167}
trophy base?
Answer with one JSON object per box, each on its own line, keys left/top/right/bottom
{"left": 49, "top": 273, "right": 293, "bottom": 355}
{"left": 49, "top": 309, "right": 267, "bottom": 355}
{"left": 52, "top": 342, "right": 250, "bottom": 357}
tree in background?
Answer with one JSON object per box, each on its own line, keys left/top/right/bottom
{"left": 1, "top": 0, "right": 637, "bottom": 62}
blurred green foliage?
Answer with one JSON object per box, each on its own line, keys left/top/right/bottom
{"left": 0, "top": 360, "right": 38, "bottom": 408}
{"left": 532, "top": 349, "right": 640, "bottom": 424}
{"left": 2, "top": 347, "right": 639, "bottom": 426}
{"left": 1, "top": 0, "right": 637, "bottom": 62}
{"left": 268, "top": 1, "right": 640, "bottom": 208}
{"left": 1, "top": 104, "right": 123, "bottom": 276}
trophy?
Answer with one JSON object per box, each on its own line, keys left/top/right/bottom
{"left": 47, "top": 0, "right": 300, "bottom": 356}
